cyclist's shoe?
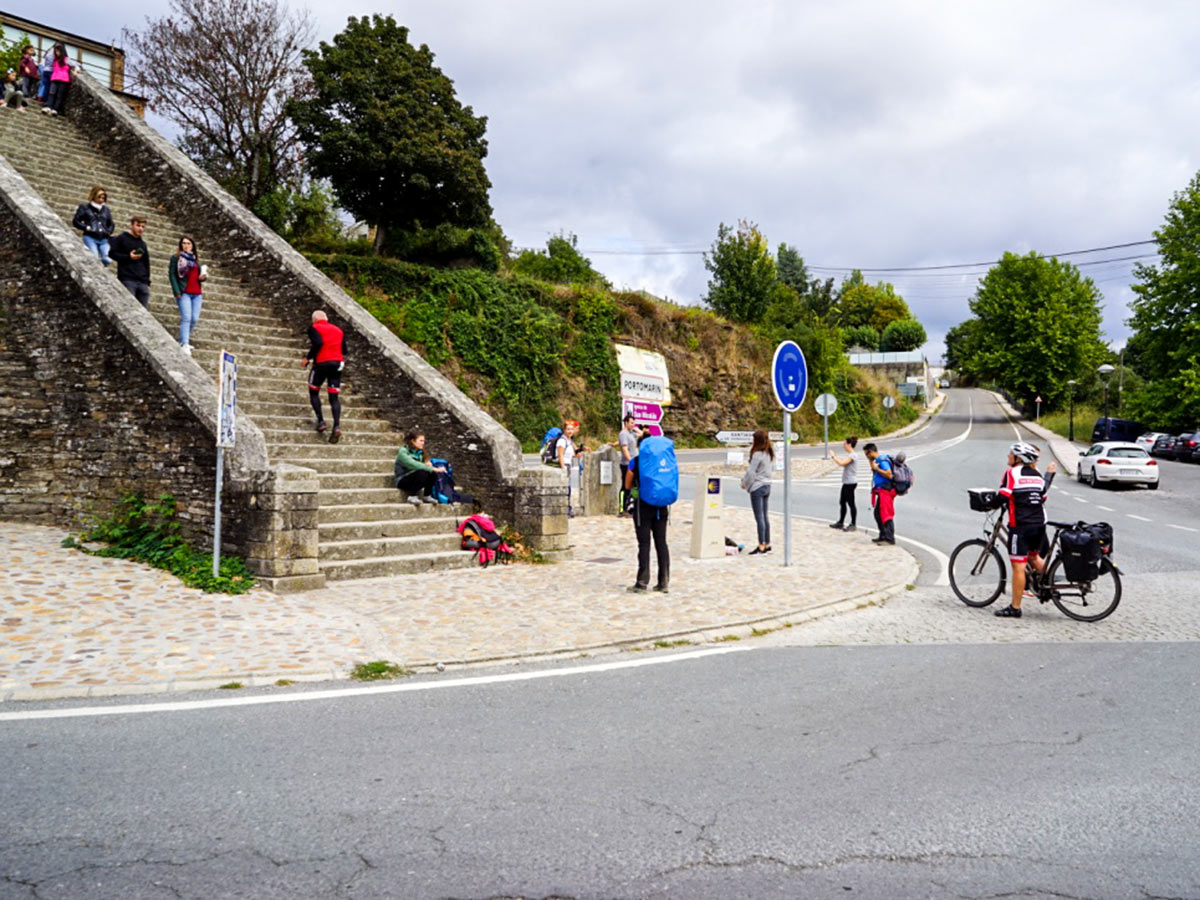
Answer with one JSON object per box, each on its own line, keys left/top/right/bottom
{"left": 994, "top": 604, "right": 1023, "bottom": 618}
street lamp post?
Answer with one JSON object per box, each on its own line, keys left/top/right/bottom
{"left": 1067, "top": 380, "right": 1078, "bottom": 442}
{"left": 1098, "top": 364, "right": 1115, "bottom": 423}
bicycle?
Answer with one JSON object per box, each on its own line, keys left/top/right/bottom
{"left": 949, "top": 489, "right": 1122, "bottom": 622}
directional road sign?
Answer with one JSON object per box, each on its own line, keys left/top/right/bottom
{"left": 620, "top": 371, "right": 666, "bottom": 403}
{"left": 623, "top": 400, "right": 664, "bottom": 423}
{"left": 772, "top": 341, "right": 808, "bottom": 412}
{"left": 882, "top": 395, "right": 896, "bottom": 408}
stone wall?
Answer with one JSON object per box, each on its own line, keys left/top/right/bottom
{"left": 64, "top": 70, "right": 527, "bottom": 524}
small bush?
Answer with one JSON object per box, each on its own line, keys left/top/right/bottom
{"left": 351, "top": 660, "right": 413, "bottom": 681}
{"left": 65, "top": 494, "right": 256, "bottom": 594}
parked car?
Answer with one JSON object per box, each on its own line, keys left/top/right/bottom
{"left": 1077, "top": 442, "right": 1159, "bottom": 489}
{"left": 1177, "top": 432, "right": 1200, "bottom": 462}
{"left": 1091, "top": 417, "right": 1147, "bottom": 443}
{"left": 1135, "top": 432, "right": 1167, "bottom": 452}
{"left": 1151, "top": 434, "right": 1178, "bottom": 459}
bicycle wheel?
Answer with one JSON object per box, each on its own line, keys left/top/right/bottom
{"left": 949, "top": 538, "right": 1006, "bottom": 607}
{"left": 1046, "top": 558, "right": 1122, "bottom": 622}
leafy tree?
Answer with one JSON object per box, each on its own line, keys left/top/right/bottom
{"left": 1126, "top": 171, "right": 1200, "bottom": 429}
{"left": 760, "top": 285, "right": 843, "bottom": 393}
{"left": 512, "top": 233, "right": 610, "bottom": 287}
{"left": 0, "top": 29, "right": 34, "bottom": 75}
{"left": 776, "top": 243, "right": 809, "bottom": 295}
{"left": 123, "top": 0, "right": 313, "bottom": 209}
{"left": 253, "top": 181, "right": 344, "bottom": 248}
{"left": 943, "top": 318, "right": 981, "bottom": 373}
{"left": 964, "top": 251, "right": 1107, "bottom": 409}
{"left": 836, "top": 272, "right": 912, "bottom": 332}
{"left": 703, "top": 220, "right": 777, "bottom": 323}
{"left": 842, "top": 324, "right": 881, "bottom": 351}
{"left": 289, "top": 15, "right": 493, "bottom": 255}
{"left": 880, "top": 318, "right": 927, "bottom": 352}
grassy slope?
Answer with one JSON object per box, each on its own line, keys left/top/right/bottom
{"left": 308, "top": 254, "right": 918, "bottom": 449}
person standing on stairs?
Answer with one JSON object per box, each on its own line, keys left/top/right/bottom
{"left": 18, "top": 46, "right": 39, "bottom": 100}
{"left": 72, "top": 186, "right": 114, "bottom": 265}
{"left": 168, "top": 236, "right": 207, "bottom": 356}
{"left": 302, "top": 309, "right": 345, "bottom": 443}
{"left": 42, "top": 43, "right": 74, "bottom": 117}
{"left": 109, "top": 216, "right": 151, "bottom": 308}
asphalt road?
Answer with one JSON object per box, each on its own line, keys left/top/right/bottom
{"left": 3, "top": 642, "right": 1199, "bottom": 898}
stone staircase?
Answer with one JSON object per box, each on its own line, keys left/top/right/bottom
{"left": 0, "top": 107, "right": 476, "bottom": 579}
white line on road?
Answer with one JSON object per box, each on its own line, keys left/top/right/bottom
{"left": 0, "top": 646, "right": 750, "bottom": 722}
{"left": 1073, "top": 497, "right": 1089, "bottom": 503}
{"left": 1126, "top": 514, "right": 1152, "bottom": 522}
{"left": 1166, "top": 524, "right": 1198, "bottom": 533}
{"left": 1097, "top": 506, "right": 1114, "bottom": 512}
{"left": 796, "top": 514, "right": 950, "bottom": 586}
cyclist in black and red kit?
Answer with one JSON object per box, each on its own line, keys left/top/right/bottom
{"left": 994, "top": 441, "right": 1058, "bottom": 618}
{"left": 302, "top": 310, "right": 346, "bottom": 444}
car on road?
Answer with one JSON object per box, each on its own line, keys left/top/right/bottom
{"left": 1175, "top": 432, "right": 1200, "bottom": 462}
{"left": 1151, "top": 434, "right": 1178, "bottom": 459}
{"left": 1091, "top": 417, "right": 1147, "bottom": 443}
{"left": 1078, "top": 441, "right": 1159, "bottom": 489}
{"left": 1136, "top": 432, "right": 1167, "bottom": 452}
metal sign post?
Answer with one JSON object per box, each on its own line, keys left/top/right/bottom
{"left": 883, "top": 394, "right": 895, "bottom": 422}
{"left": 214, "top": 350, "right": 237, "bottom": 577}
{"left": 814, "top": 393, "right": 838, "bottom": 459}
{"left": 771, "top": 341, "right": 808, "bottom": 567}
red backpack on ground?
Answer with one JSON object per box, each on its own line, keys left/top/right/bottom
{"left": 456, "top": 514, "right": 514, "bottom": 567}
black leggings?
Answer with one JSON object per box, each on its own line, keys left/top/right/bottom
{"left": 634, "top": 500, "right": 670, "bottom": 589}
{"left": 838, "top": 483, "right": 857, "bottom": 525}
{"left": 396, "top": 469, "right": 436, "bottom": 496}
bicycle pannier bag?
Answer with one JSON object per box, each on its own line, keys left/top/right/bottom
{"left": 1059, "top": 524, "right": 1102, "bottom": 583}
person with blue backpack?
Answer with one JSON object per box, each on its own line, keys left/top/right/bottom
{"left": 394, "top": 429, "right": 447, "bottom": 505}
{"left": 624, "top": 433, "right": 679, "bottom": 594}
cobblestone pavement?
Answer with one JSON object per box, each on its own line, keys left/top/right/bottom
{"left": 0, "top": 502, "right": 914, "bottom": 700}
{"left": 753, "top": 573, "right": 1200, "bottom": 647}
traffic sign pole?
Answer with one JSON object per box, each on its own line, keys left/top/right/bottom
{"left": 783, "top": 411, "right": 791, "bottom": 566}
{"left": 772, "top": 341, "right": 808, "bottom": 569}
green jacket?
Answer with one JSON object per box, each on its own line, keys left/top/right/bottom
{"left": 394, "top": 444, "right": 433, "bottom": 481}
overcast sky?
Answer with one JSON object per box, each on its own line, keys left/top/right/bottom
{"left": 26, "top": 1, "right": 1200, "bottom": 359}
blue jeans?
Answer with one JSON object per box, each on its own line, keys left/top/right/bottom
{"left": 82, "top": 235, "right": 110, "bottom": 265}
{"left": 750, "top": 485, "right": 771, "bottom": 546}
{"left": 38, "top": 71, "right": 50, "bottom": 100}
{"left": 177, "top": 293, "right": 203, "bottom": 345}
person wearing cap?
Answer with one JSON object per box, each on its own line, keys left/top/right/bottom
{"left": 994, "top": 441, "right": 1058, "bottom": 618}
{"left": 617, "top": 413, "right": 639, "bottom": 516}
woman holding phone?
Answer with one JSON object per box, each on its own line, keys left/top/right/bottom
{"left": 168, "top": 236, "right": 207, "bottom": 354}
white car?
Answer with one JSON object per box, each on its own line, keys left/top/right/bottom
{"left": 1135, "top": 432, "right": 1167, "bottom": 451}
{"left": 1077, "top": 441, "right": 1160, "bottom": 489}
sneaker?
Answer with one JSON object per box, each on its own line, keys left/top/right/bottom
{"left": 41, "top": 106, "right": 52, "bottom": 115}
{"left": 626, "top": 584, "right": 648, "bottom": 594}
{"left": 421, "top": 496, "right": 438, "bottom": 504}
{"left": 829, "top": 522, "right": 844, "bottom": 529}
{"left": 329, "top": 428, "right": 342, "bottom": 444}
{"left": 315, "top": 421, "right": 327, "bottom": 434}
{"left": 407, "top": 495, "right": 422, "bottom": 506}
{"left": 181, "top": 344, "right": 192, "bottom": 356}
{"left": 844, "top": 525, "right": 857, "bottom": 533}
{"left": 994, "top": 605, "right": 1023, "bottom": 618}
{"left": 748, "top": 547, "right": 763, "bottom": 556}
{"left": 653, "top": 584, "right": 669, "bottom": 594}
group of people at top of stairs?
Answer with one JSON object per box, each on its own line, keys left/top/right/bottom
{"left": 1, "top": 43, "right": 75, "bottom": 115}
{"left": 70, "top": 185, "right": 208, "bottom": 355}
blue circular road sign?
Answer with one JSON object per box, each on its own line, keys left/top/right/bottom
{"left": 771, "top": 340, "right": 808, "bottom": 412}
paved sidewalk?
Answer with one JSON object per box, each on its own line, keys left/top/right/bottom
{"left": 1, "top": 502, "right": 916, "bottom": 701}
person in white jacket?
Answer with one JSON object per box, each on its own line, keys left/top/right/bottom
{"left": 740, "top": 430, "right": 775, "bottom": 554}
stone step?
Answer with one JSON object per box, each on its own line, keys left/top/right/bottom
{"left": 319, "top": 550, "right": 478, "bottom": 581}
{"left": 320, "top": 487, "right": 419, "bottom": 506}
{"left": 319, "top": 516, "right": 463, "bottom": 542}
{"left": 319, "top": 532, "right": 462, "bottom": 561}
{"left": 315, "top": 472, "right": 397, "bottom": 490}
{"left": 318, "top": 502, "right": 467, "bottom": 524}
{"left": 261, "top": 430, "right": 398, "bottom": 449}
{"left": 239, "top": 414, "right": 395, "bottom": 435}
{"left": 275, "top": 456, "right": 395, "bottom": 475}
{"left": 271, "top": 446, "right": 396, "bottom": 464}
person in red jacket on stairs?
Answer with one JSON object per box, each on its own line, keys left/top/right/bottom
{"left": 302, "top": 309, "right": 346, "bottom": 444}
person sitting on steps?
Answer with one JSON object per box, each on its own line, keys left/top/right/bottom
{"left": 394, "top": 429, "right": 447, "bottom": 505}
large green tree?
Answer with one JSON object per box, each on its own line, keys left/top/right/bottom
{"left": 776, "top": 243, "right": 809, "bottom": 296}
{"left": 289, "top": 15, "right": 493, "bottom": 253}
{"left": 963, "top": 251, "right": 1107, "bottom": 409}
{"left": 1126, "top": 171, "right": 1200, "bottom": 429}
{"left": 703, "top": 220, "right": 778, "bottom": 323}
{"left": 836, "top": 272, "right": 912, "bottom": 332}
{"left": 880, "top": 318, "right": 927, "bottom": 352}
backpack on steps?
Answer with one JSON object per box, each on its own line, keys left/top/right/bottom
{"left": 456, "top": 513, "right": 514, "bottom": 567}
{"left": 429, "top": 458, "right": 474, "bottom": 505}
{"left": 635, "top": 436, "right": 679, "bottom": 507}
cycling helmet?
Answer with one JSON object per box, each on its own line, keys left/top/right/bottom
{"left": 1009, "top": 441, "right": 1038, "bottom": 463}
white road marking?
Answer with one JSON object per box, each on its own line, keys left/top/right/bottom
{"left": 0, "top": 647, "right": 750, "bottom": 722}
{"left": 1097, "top": 506, "right": 1114, "bottom": 512}
{"left": 1126, "top": 514, "right": 1152, "bottom": 522}
{"left": 1166, "top": 524, "right": 1197, "bottom": 533}
{"left": 1073, "top": 497, "right": 1089, "bottom": 504}
{"left": 796, "top": 514, "right": 950, "bottom": 587}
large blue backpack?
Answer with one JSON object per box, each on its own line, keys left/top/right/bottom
{"left": 636, "top": 436, "right": 679, "bottom": 507}
{"left": 540, "top": 427, "right": 563, "bottom": 466}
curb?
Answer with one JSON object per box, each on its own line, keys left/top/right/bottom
{"left": 0, "top": 550, "right": 921, "bottom": 704}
